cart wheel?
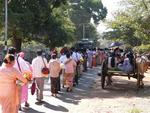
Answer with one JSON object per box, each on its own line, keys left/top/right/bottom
{"left": 101, "top": 60, "right": 107, "bottom": 89}
{"left": 106, "top": 74, "right": 112, "bottom": 86}
{"left": 101, "top": 73, "right": 105, "bottom": 89}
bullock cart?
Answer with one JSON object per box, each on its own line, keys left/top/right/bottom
{"left": 100, "top": 55, "right": 147, "bottom": 89}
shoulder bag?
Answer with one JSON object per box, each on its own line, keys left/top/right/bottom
{"left": 41, "top": 57, "right": 50, "bottom": 75}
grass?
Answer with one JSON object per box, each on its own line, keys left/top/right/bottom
{"left": 128, "top": 107, "right": 141, "bottom": 113}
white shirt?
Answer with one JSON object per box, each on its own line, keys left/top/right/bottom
{"left": 59, "top": 55, "right": 68, "bottom": 69}
{"left": 14, "top": 56, "right": 30, "bottom": 72}
{"left": 59, "top": 55, "right": 67, "bottom": 64}
{"left": 71, "top": 52, "right": 82, "bottom": 62}
{"left": 32, "top": 56, "right": 48, "bottom": 78}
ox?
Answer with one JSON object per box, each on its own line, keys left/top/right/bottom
{"left": 135, "top": 55, "right": 150, "bottom": 88}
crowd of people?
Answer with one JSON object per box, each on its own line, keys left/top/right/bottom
{"left": 0, "top": 46, "right": 108, "bottom": 113}
{"left": 107, "top": 47, "right": 134, "bottom": 73}
{"left": 0, "top": 45, "right": 136, "bottom": 113}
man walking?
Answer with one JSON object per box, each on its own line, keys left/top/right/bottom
{"left": 32, "top": 49, "right": 48, "bottom": 103}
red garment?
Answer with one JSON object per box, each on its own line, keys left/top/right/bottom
{"left": 92, "top": 55, "right": 97, "bottom": 67}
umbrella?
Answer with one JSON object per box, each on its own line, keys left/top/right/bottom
{"left": 109, "top": 42, "right": 123, "bottom": 48}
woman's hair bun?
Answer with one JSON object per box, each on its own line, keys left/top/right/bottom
{"left": 3, "top": 54, "right": 15, "bottom": 64}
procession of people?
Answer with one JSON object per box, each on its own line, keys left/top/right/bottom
{"left": 0, "top": 45, "right": 138, "bottom": 113}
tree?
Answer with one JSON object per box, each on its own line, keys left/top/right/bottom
{"left": 103, "top": 0, "right": 150, "bottom": 46}
{"left": 69, "top": 0, "right": 107, "bottom": 40}
{"left": 7, "top": 0, "right": 71, "bottom": 51}
{"left": 0, "top": 0, "right": 3, "bottom": 32}
{"left": 42, "top": 4, "right": 76, "bottom": 48}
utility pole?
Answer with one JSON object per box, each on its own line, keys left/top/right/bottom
{"left": 4, "top": 0, "right": 8, "bottom": 50}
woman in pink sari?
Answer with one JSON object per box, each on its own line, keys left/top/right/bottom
{"left": 18, "top": 52, "right": 32, "bottom": 107}
{"left": 0, "top": 54, "right": 27, "bottom": 113}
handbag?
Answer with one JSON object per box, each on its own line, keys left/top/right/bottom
{"left": 31, "top": 80, "right": 36, "bottom": 95}
{"left": 41, "top": 57, "right": 50, "bottom": 75}
{"left": 41, "top": 67, "right": 50, "bottom": 74}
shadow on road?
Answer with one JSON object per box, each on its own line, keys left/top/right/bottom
{"left": 22, "top": 107, "right": 45, "bottom": 113}
{"left": 43, "top": 101, "right": 69, "bottom": 112}
{"left": 35, "top": 66, "right": 150, "bottom": 109}
{"left": 25, "top": 66, "right": 150, "bottom": 113}
{"left": 57, "top": 66, "right": 150, "bottom": 100}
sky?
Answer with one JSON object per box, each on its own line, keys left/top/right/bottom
{"left": 97, "top": 0, "right": 122, "bottom": 33}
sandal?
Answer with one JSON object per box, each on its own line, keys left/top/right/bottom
{"left": 68, "top": 88, "right": 72, "bottom": 92}
{"left": 52, "top": 93, "right": 57, "bottom": 97}
{"left": 19, "top": 105, "right": 22, "bottom": 111}
{"left": 25, "top": 102, "right": 30, "bottom": 107}
{"left": 66, "top": 87, "right": 69, "bottom": 92}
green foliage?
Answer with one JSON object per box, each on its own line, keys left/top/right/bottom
{"left": 133, "top": 44, "right": 150, "bottom": 53}
{"left": 1, "top": 0, "right": 106, "bottom": 50}
{"left": 44, "top": 5, "right": 76, "bottom": 47}
{"left": 70, "top": 0, "right": 107, "bottom": 24}
{"left": 51, "top": 0, "right": 67, "bottom": 9}
{"left": 128, "top": 107, "right": 141, "bottom": 113}
{"left": 1, "top": 0, "right": 74, "bottom": 51}
{"left": 103, "top": 0, "right": 150, "bottom": 47}
{"left": 69, "top": 0, "right": 107, "bottom": 40}
{"left": 22, "top": 40, "right": 46, "bottom": 50}
{"left": 0, "top": 0, "right": 3, "bottom": 32}
{"left": 84, "top": 24, "right": 98, "bottom": 40}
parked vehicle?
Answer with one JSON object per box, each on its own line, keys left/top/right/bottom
{"left": 75, "top": 38, "right": 96, "bottom": 49}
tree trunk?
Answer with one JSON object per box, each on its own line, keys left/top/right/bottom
{"left": 11, "top": 29, "right": 22, "bottom": 52}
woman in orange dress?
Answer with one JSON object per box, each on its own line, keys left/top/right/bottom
{"left": 0, "top": 54, "right": 27, "bottom": 113}
{"left": 64, "top": 53, "right": 76, "bottom": 92}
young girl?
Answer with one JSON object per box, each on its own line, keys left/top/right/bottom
{"left": 49, "top": 54, "right": 61, "bottom": 97}
{"left": 64, "top": 53, "right": 76, "bottom": 92}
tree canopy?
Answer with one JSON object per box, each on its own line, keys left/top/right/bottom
{"left": 7, "top": 0, "right": 76, "bottom": 51}
{"left": 0, "top": 0, "right": 4, "bottom": 32}
{"left": 0, "top": 0, "right": 75, "bottom": 51}
{"left": 0, "top": 0, "right": 107, "bottom": 51}
{"left": 69, "top": 0, "right": 107, "bottom": 40}
{"left": 103, "top": 0, "right": 150, "bottom": 47}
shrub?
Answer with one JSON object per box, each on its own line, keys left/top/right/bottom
{"left": 133, "top": 44, "right": 150, "bottom": 54}
{"left": 128, "top": 107, "right": 141, "bottom": 113}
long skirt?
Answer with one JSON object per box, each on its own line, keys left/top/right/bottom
{"left": 0, "top": 84, "right": 18, "bottom": 113}
{"left": 21, "top": 84, "right": 28, "bottom": 103}
{"left": 88, "top": 57, "right": 92, "bottom": 68}
{"left": 57, "top": 76, "right": 61, "bottom": 91}
{"left": 65, "top": 73, "right": 74, "bottom": 89}
{"left": 50, "top": 77, "right": 59, "bottom": 94}
{"left": 96, "top": 54, "right": 100, "bottom": 65}
{"left": 92, "top": 56, "right": 96, "bottom": 67}
{"left": 83, "top": 59, "right": 87, "bottom": 71}
{"left": 62, "top": 69, "right": 66, "bottom": 86}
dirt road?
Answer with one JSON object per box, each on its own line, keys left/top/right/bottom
{"left": 20, "top": 67, "right": 150, "bottom": 113}
{"left": 69, "top": 67, "right": 150, "bottom": 113}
